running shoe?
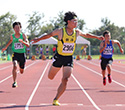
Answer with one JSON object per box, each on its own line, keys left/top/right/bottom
{"left": 53, "top": 99, "right": 60, "bottom": 106}
{"left": 108, "top": 74, "right": 112, "bottom": 83}
{"left": 12, "top": 82, "right": 18, "bottom": 88}
{"left": 103, "top": 77, "right": 106, "bottom": 86}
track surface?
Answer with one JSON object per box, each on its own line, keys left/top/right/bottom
{"left": 0, "top": 59, "right": 125, "bottom": 110}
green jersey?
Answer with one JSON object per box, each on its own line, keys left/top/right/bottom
{"left": 12, "top": 33, "right": 26, "bottom": 53}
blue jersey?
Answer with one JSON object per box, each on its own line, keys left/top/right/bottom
{"left": 101, "top": 40, "right": 113, "bottom": 58}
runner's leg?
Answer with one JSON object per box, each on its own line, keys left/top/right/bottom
{"left": 54, "top": 66, "right": 72, "bottom": 100}
{"left": 12, "top": 60, "right": 18, "bottom": 82}
{"left": 48, "top": 65, "right": 60, "bottom": 80}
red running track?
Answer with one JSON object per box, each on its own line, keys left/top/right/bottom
{"left": 0, "top": 59, "right": 125, "bottom": 110}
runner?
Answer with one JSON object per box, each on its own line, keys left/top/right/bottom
{"left": 32, "top": 11, "right": 104, "bottom": 106}
{"left": 52, "top": 45, "right": 56, "bottom": 56}
{"left": 100, "top": 30, "right": 124, "bottom": 86}
{"left": 2, "top": 22, "right": 30, "bottom": 88}
{"left": 81, "top": 45, "right": 88, "bottom": 59}
{"left": 46, "top": 46, "right": 49, "bottom": 59}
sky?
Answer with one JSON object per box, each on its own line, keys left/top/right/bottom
{"left": 0, "top": 0, "right": 125, "bottom": 33}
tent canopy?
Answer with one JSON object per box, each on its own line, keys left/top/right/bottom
{"left": 76, "top": 36, "right": 90, "bottom": 45}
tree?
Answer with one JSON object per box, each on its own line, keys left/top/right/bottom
{"left": 26, "top": 11, "right": 45, "bottom": 40}
{"left": 0, "top": 12, "right": 16, "bottom": 48}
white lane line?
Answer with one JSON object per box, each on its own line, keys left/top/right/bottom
{"left": 71, "top": 74, "right": 101, "bottom": 110}
{"left": 0, "top": 65, "right": 12, "bottom": 70}
{"left": 83, "top": 60, "right": 125, "bottom": 74}
{"left": 0, "top": 61, "right": 38, "bottom": 84}
{"left": 25, "top": 61, "right": 50, "bottom": 110}
{"left": 76, "top": 62, "right": 125, "bottom": 88}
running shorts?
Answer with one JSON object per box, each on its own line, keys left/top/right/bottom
{"left": 52, "top": 53, "right": 73, "bottom": 68}
{"left": 100, "top": 57, "right": 113, "bottom": 70}
{"left": 12, "top": 52, "right": 26, "bottom": 69}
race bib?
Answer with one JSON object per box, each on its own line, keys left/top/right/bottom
{"left": 62, "top": 43, "right": 74, "bottom": 53}
{"left": 103, "top": 47, "right": 112, "bottom": 55}
{"left": 14, "top": 43, "right": 24, "bottom": 49}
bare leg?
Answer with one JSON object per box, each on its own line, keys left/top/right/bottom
{"left": 107, "top": 64, "right": 111, "bottom": 75}
{"left": 54, "top": 66, "right": 72, "bottom": 100}
{"left": 48, "top": 65, "right": 60, "bottom": 80}
{"left": 12, "top": 61, "right": 18, "bottom": 82}
{"left": 20, "top": 68, "right": 24, "bottom": 74}
{"left": 102, "top": 70, "right": 106, "bottom": 78}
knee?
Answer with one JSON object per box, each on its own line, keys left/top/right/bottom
{"left": 62, "top": 78, "right": 68, "bottom": 84}
{"left": 20, "top": 69, "right": 24, "bottom": 74}
{"left": 13, "top": 66, "right": 17, "bottom": 70}
{"left": 48, "top": 75, "right": 54, "bottom": 80}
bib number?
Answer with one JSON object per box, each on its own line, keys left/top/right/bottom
{"left": 14, "top": 43, "right": 24, "bottom": 49}
{"left": 103, "top": 48, "right": 112, "bottom": 55}
{"left": 62, "top": 43, "right": 74, "bottom": 53}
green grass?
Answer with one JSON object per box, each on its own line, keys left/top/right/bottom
{"left": 0, "top": 60, "right": 11, "bottom": 64}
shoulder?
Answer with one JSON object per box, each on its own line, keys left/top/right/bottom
{"left": 75, "top": 29, "right": 85, "bottom": 37}
{"left": 49, "top": 28, "right": 62, "bottom": 36}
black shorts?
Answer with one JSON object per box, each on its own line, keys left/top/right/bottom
{"left": 12, "top": 52, "right": 26, "bottom": 69}
{"left": 100, "top": 57, "right": 113, "bottom": 70}
{"left": 52, "top": 53, "right": 73, "bottom": 68}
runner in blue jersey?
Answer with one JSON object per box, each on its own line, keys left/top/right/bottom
{"left": 100, "top": 30, "right": 124, "bottom": 86}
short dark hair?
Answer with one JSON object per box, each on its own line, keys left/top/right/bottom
{"left": 13, "top": 22, "right": 22, "bottom": 28}
{"left": 103, "top": 30, "right": 110, "bottom": 37}
{"left": 64, "top": 11, "right": 77, "bottom": 26}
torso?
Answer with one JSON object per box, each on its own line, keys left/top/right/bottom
{"left": 57, "top": 27, "right": 77, "bottom": 56}
{"left": 101, "top": 40, "right": 114, "bottom": 58}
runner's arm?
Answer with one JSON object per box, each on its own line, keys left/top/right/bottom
{"left": 77, "top": 29, "right": 104, "bottom": 40}
{"left": 2, "top": 35, "right": 13, "bottom": 52}
{"left": 99, "top": 41, "right": 106, "bottom": 53}
{"left": 19, "top": 33, "right": 30, "bottom": 47}
{"left": 112, "top": 40, "right": 124, "bottom": 54}
{"left": 32, "top": 28, "right": 61, "bottom": 43}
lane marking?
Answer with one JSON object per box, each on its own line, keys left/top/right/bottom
{"left": 83, "top": 60, "right": 125, "bottom": 74}
{"left": 0, "top": 65, "right": 12, "bottom": 70}
{"left": 0, "top": 61, "right": 38, "bottom": 84}
{"left": 25, "top": 61, "right": 50, "bottom": 110}
{"left": 76, "top": 62, "right": 125, "bottom": 88}
{"left": 106, "top": 104, "right": 125, "bottom": 107}
{"left": 71, "top": 74, "right": 101, "bottom": 110}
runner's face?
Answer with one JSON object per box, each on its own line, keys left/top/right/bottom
{"left": 105, "top": 33, "right": 111, "bottom": 41}
{"left": 69, "top": 18, "right": 78, "bottom": 28}
{"left": 13, "top": 25, "right": 21, "bottom": 33}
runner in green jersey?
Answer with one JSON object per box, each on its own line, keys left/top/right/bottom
{"left": 2, "top": 22, "right": 30, "bottom": 88}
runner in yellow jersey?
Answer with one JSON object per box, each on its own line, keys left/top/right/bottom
{"left": 32, "top": 11, "right": 104, "bottom": 106}
{"left": 2, "top": 22, "right": 29, "bottom": 88}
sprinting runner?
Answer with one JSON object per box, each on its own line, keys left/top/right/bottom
{"left": 32, "top": 11, "right": 104, "bottom": 106}
{"left": 100, "top": 30, "right": 124, "bottom": 86}
{"left": 2, "top": 22, "right": 30, "bottom": 88}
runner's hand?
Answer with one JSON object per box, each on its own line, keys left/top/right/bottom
{"left": 18, "top": 39, "right": 24, "bottom": 43}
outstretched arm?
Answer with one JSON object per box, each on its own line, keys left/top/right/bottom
{"left": 2, "top": 35, "right": 13, "bottom": 52}
{"left": 112, "top": 40, "right": 124, "bottom": 54}
{"left": 32, "top": 29, "right": 60, "bottom": 44}
{"left": 77, "top": 29, "right": 104, "bottom": 40}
